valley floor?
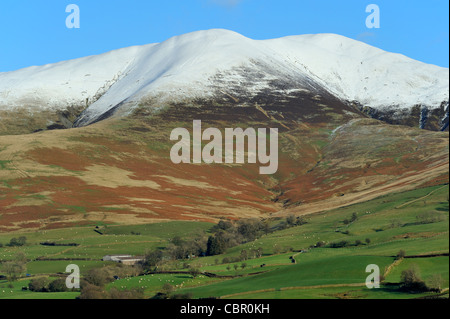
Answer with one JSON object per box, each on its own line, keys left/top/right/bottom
{"left": 0, "top": 184, "right": 448, "bottom": 299}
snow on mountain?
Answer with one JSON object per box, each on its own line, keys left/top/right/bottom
{"left": 264, "top": 34, "right": 448, "bottom": 109}
{"left": 0, "top": 29, "right": 448, "bottom": 127}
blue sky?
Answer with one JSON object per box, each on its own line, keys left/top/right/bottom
{"left": 0, "top": 0, "right": 448, "bottom": 72}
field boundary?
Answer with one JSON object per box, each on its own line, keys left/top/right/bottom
{"left": 395, "top": 185, "right": 448, "bottom": 209}
{"left": 220, "top": 283, "right": 367, "bottom": 299}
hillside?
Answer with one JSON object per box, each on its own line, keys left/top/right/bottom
{"left": 0, "top": 106, "right": 447, "bottom": 232}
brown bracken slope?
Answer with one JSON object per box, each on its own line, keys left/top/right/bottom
{"left": 0, "top": 91, "right": 448, "bottom": 232}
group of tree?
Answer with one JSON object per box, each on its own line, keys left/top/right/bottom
{"left": 400, "top": 264, "right": 444, "bottom": 293}
{"left": 152, "top": 283, "right": 193, "bottom": 299}
{"left": 28, "top": 277, "right": 69, "bottom": 293}
{"left": 343, "top": 213, "right": 358, "bottom": 225}
{"left": 276, "top": 215, "right": 308, "bottom": 230}
{"left": 165, "top": 236, "right": 208, "bottom": 260}
{"left": 138, "top": 215, "right": 312, "bottom": 274}
{"left": 0, "top": 236, "right": 27, "bottom": 248}
{"left": 238, "top": 248, "right": 264, "bottom": 261}
{"left": 1, "top": 252, "right": 27, "bottom": 281}
{"left": 206, "top": 219, "right": 270, "bottom": 256}
{"left": 137, "top": 218, "right": 275, "bottom": 274}
{"left": 78, "top": 264, "right": 145, "bottom": 299}
{"left": 414, "top": 211, "right": 443, "bottom": 225}
{"left": 396, "top": 249, "right": 406, "bottom": 260}
{"left": 218, "top": 248, "right": 263, "bottom": 265}
{"left": 327, "top": 238, "right": 371, "bottom": 249}
{"left": 79, "top": 283, "right": 144, "bottom": 299}
{"left": 25, "top": 263, "right": 146, "bottom": 299}
{"left": 224, "top": 263, "right": 247, "bottom": 272}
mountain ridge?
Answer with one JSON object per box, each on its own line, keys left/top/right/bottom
{"left": 0, "top": 29, "right": 448, "bottom": 133}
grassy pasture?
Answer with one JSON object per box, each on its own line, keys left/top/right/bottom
{"left": 0, "top": 185, "right": 447, "bottom": 299}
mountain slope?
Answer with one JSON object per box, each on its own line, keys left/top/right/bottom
{"left": 0, "top": 29, "right": 448, "bottom": 133}
{"left": 0, "top": 29, "right": 448, "bottom": 232}
{"left": 0, "top": 110, "right": 448, "bottom": 232}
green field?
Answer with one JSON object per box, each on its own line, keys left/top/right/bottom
{"left": 0, "top": 185, "right": 448, "bottom": 299}
{"left": 386, "top": 256, "right": 449, "bottom": 287}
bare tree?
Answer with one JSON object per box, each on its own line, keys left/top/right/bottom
{"left": 1, "top": 252, "right": 27, "bottom": 281}
{"left": 427, "top": 274, "right": 444, "bottom": 292}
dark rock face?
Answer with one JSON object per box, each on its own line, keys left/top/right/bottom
{"left": 419, "top": 105, "right": 429, "bottom": 130}
{"left": 439, "top": 102, "right": 449, "bottom": 132}
{"left": 0, "top": 103, "right": 86, "bottom": 135}
{"left": 354, "top": 100, "right": 449, "bottom": 132}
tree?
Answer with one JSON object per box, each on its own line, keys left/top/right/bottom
{"left": 142, "top": 250, "right": 163, "bottom": 271}
{"left": 286, "top": 215, "right": 296, "bottom": 227}
{"left": 400, "top": 265, "right": 427, "bottom": 292}
{"left": 237, "top": 219, "right": 265, "bottom": 242}
{"left": 277, "top": 221, "right": 288, "bottom": 230}
{"left": 315, "top": 241, "right": 326, "bottom": 248}
{"left": 355, "top": 240, "right": 362, "bottom": 246}
{"left": 78, "top": 279, "right": 143, "bottom": 299}
{"left": 262, "top": 220, "right": 271, "bottom": 235}
{"left": 416, "top": 211, "right": 441, "bottom": 224}
{"left": 365, "top": 238, "right": 371, "bottom": 245}
{"left": 14, "top": 251, "right": 27, "bottom": 264}
{"left": 2, "top": 252, "right": 27, "bottom": 281}
{"left": 240, "top": 263, "right": 247, "bottom": 270}
{"left": 109, "top": 287, "right": 144, "bottom": 299}
{"left": 161, "top": 283, "right": 175, "bottom": 295}
{"left": 189, "top": 267, "right": 201, "bottom": 278}
{"left": 29, "top": 277, "right": 49, "bottom": 292}
{"left": 78, "top": 283, "right": 105, "bottom": 299}
{"left": 390, "top": 219, "right": 403, "bottom": 228}
{"left": 296, "top": 216, "right": 307, "bottom": 226}
{"left": 170, "top": 292, "right": 193, "bottom": 299}
{"left": 48, "top": 278, "right": 68, "bottom": 292}
{"left": 206, "top": 235, "right": 226, "bottom": 256}
{"left": 426, "top": 274, "right": 444, "bottom": 292}
{"left": 239, "top": 249, "right": 248, "bottom": 261}
{"left": 171, "top": 235, "right": 184, "bottom": 246}
{"left": 17, "top": 236, "right": 27, "bottom": 246}
{"left": 396, "top": 249, "right": 406, "bottom": 260}
{"left": 329, "top": 240, "right": 349, "bottom": 248}
{"left": 217, "top": 220, "right": 233, "bottom": 231}
{"left": 7, "top": 236, "right": 27, "bottom": 247}
{"left": 84, "top": 268, "right": 110, "bottom": 287}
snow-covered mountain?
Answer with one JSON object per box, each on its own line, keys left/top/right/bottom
{"left": 0, "top": 29, "right": 448, "bottom": 130}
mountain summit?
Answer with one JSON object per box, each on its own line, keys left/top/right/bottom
{"left": 0, "top": 29, "right": 448, "bottom": 133}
